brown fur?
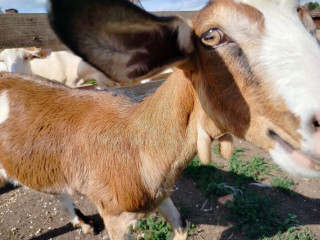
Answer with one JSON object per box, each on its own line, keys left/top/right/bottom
{"left": 193, "top": 0, "right": 265, "bottom": 43}
{"left": 218, "top": 134, "right": 234, "bottom": 160}
{"left": 0, "top": 70, "right": 199, "bottom": 213}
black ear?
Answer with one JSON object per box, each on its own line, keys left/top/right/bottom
{"left": 49, "top": 0, "right": 193, "bottom": 84}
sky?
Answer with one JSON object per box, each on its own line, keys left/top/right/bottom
{"left": 0, "top": 0, "right": 318, "bottom": 13}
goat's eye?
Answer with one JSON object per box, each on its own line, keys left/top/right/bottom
{"left": 201, "top": 29, "right": 223, "bottom": 48}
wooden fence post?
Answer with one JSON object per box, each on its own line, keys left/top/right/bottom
{"left": 0, "top": 11, "right": 196, "bottom": 49}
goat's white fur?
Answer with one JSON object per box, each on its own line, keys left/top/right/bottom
{"left": 157, "top": 198, "right": 188, "bottom": 240}
{"left": 242, "top": 0, "right": 320, "bottom": 163}
{"left": 0, "top": 91, "right": 9, "bottom": 124}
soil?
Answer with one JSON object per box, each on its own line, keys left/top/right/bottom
{"left": 0, "top": 139, "right": 320, "bottom": 240}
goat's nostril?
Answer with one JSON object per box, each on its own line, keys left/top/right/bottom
{"left": 314, "top": 120, "right": 320, "bottom": 128}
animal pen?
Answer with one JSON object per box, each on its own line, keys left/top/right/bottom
{"left": 1, "top": 5, "right": 320, "bottom": 240}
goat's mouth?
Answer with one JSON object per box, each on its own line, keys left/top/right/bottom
{"left": 268, "top": 130, "right": 320, "bottom": 171}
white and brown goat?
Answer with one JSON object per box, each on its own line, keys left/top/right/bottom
{"left": 1, "top": 0, "right": 320, "bottom": 239}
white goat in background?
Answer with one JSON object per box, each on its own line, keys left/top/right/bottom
{"left": 0, "top": 48, "right": 120, "bottom": 88}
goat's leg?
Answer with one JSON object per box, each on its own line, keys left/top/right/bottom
{"left": 57, "top": 194, "right": 94, "bottom": 234}
{"left": 0, "top": 168, "right": 8, "bottom": 188}
{"left": 157, "top": 197, "right": 188, "bottom": 240}
{"left": 99, "top": 210, "right": 138, "bottom": 240}
{"left": 218, "top": 133, "right": 234, "bottom": 160}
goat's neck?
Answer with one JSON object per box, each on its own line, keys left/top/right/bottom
{"left": 81, "top": 71, "right": 205, "bottom": 212}
{"left": 133, "top": 69, "right": 196, "bottom": 135}
{"left": 127, "top": 70, "right": 206, "bottom": 191}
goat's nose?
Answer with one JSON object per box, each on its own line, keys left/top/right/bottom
{"left": 312, "top": 112, "right": 320, "bottom": 156}
{"left": 313, "top": 113, "right": 320, "bottom": 130}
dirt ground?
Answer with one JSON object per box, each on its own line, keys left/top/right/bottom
{"left": 0, "top": 139, "right": 320, "bottom": 240}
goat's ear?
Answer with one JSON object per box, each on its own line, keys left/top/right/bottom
{"left": 28, "top": 50, "right": 42, "bottom": 59}
{"left": 37, "top": 49, "right": 52, "bottom": 58}
{"left": 297, "top": 6, "right": 317, "bottom": 35}
{"left": 49, "top": 0, "right": 194, "bottom": 84}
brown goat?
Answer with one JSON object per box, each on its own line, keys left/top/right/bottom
{"left": 1, "top": 0, "right": 320, "bottom": 239}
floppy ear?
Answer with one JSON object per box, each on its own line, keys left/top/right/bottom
{"left": 297, "top": 6, "right": 317, "bottom": 36}
{"left": 37, "top": 49, "right": 52, "bottom": 58}
{"left": 49, "top": 0, "right": 194, "bottom": 84}
{"left": 23, "top": 50, "right": 42, "bottom": 60}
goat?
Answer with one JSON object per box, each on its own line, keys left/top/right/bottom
{"left": 30, "top": 50, "right": 120, "bottom": 88}
{"left": 1, "top": 0, "right": 320, "bottom": 239}
{"left": 0, "top": 48, "right": 120, "bottom": 88}
{"left": 0, "top": 48, "right": 40, "bottom": 73}
{"left": 0, "top": 48, "right": 172, "bottom": 89}
{"left": 0, "top": 61, "right": 7, "bottom": 72}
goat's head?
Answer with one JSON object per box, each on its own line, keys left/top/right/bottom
{"left": 0, "top": 48, "right": 41, "bottom": 73}
{"left": 49, "top": 0, "right": 320, "bottom": 177}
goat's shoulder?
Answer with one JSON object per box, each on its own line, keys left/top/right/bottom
{"left": 0, "top": 72, "right": 69, "bottom": 89}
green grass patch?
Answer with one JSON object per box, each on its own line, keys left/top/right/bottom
{"left": 183, "top": 144, "right": 313, "bottom": 239}
{"left": 225, "top": 191, "right": 278, "bottom": 239}
{"left": 228, "top": 154, "right": 270, "bottom": 182}
{"left": 212, "top": 143, "right": 220, "bottom": 156}
{"left": 271, "top": 177, "right": 295, "bottom": 194}
{"left": 133, "top": 214, "right": 172, "bottom": 240}
{"left": 184, "top": 156, "right": 231, "bottom": 197}
{"left": 262, "top": 226, "right": 316, "bottom": 240}
{"left": 85, "top": 79, "right": 98, "bottom": 84}
{"left": 133, "top": 214, "right": 196, "bottom": 240}
{"left": 225, "top": 193, "right": 307, "bottom": 239}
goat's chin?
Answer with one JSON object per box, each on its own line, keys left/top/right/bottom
{"left": 268, "top": 131, "right": 320, "bottom": 178}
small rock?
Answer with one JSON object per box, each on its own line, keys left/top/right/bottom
{"left": 35, "top": 228, "right": 43, "bottom": 235}
{"left": 217, "top": 194, "right": 234, "bottom": 206}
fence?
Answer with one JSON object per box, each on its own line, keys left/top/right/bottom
{"left": 0, "top": 11, "right": 196, "bottom": 92}
{"left": 0, "top": 11, "right": 196, "bottom": 49}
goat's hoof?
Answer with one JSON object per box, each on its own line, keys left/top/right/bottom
{"left": 72, "top": 221, "right": 95, "bottom": 235}
{"left": 72, "top": 208, "right": 95, "bottom": 234}
{"left": 170, "top": 229, "right": 188, "bottom": 240}
{"left": 81, "top": 223, "right": 95, "bottom": 235}
{"left": 0, "top": 181, "right": 7, "bottom": 188}
{"left": 0, "top": 178, "right": 8, "bottom": 188}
